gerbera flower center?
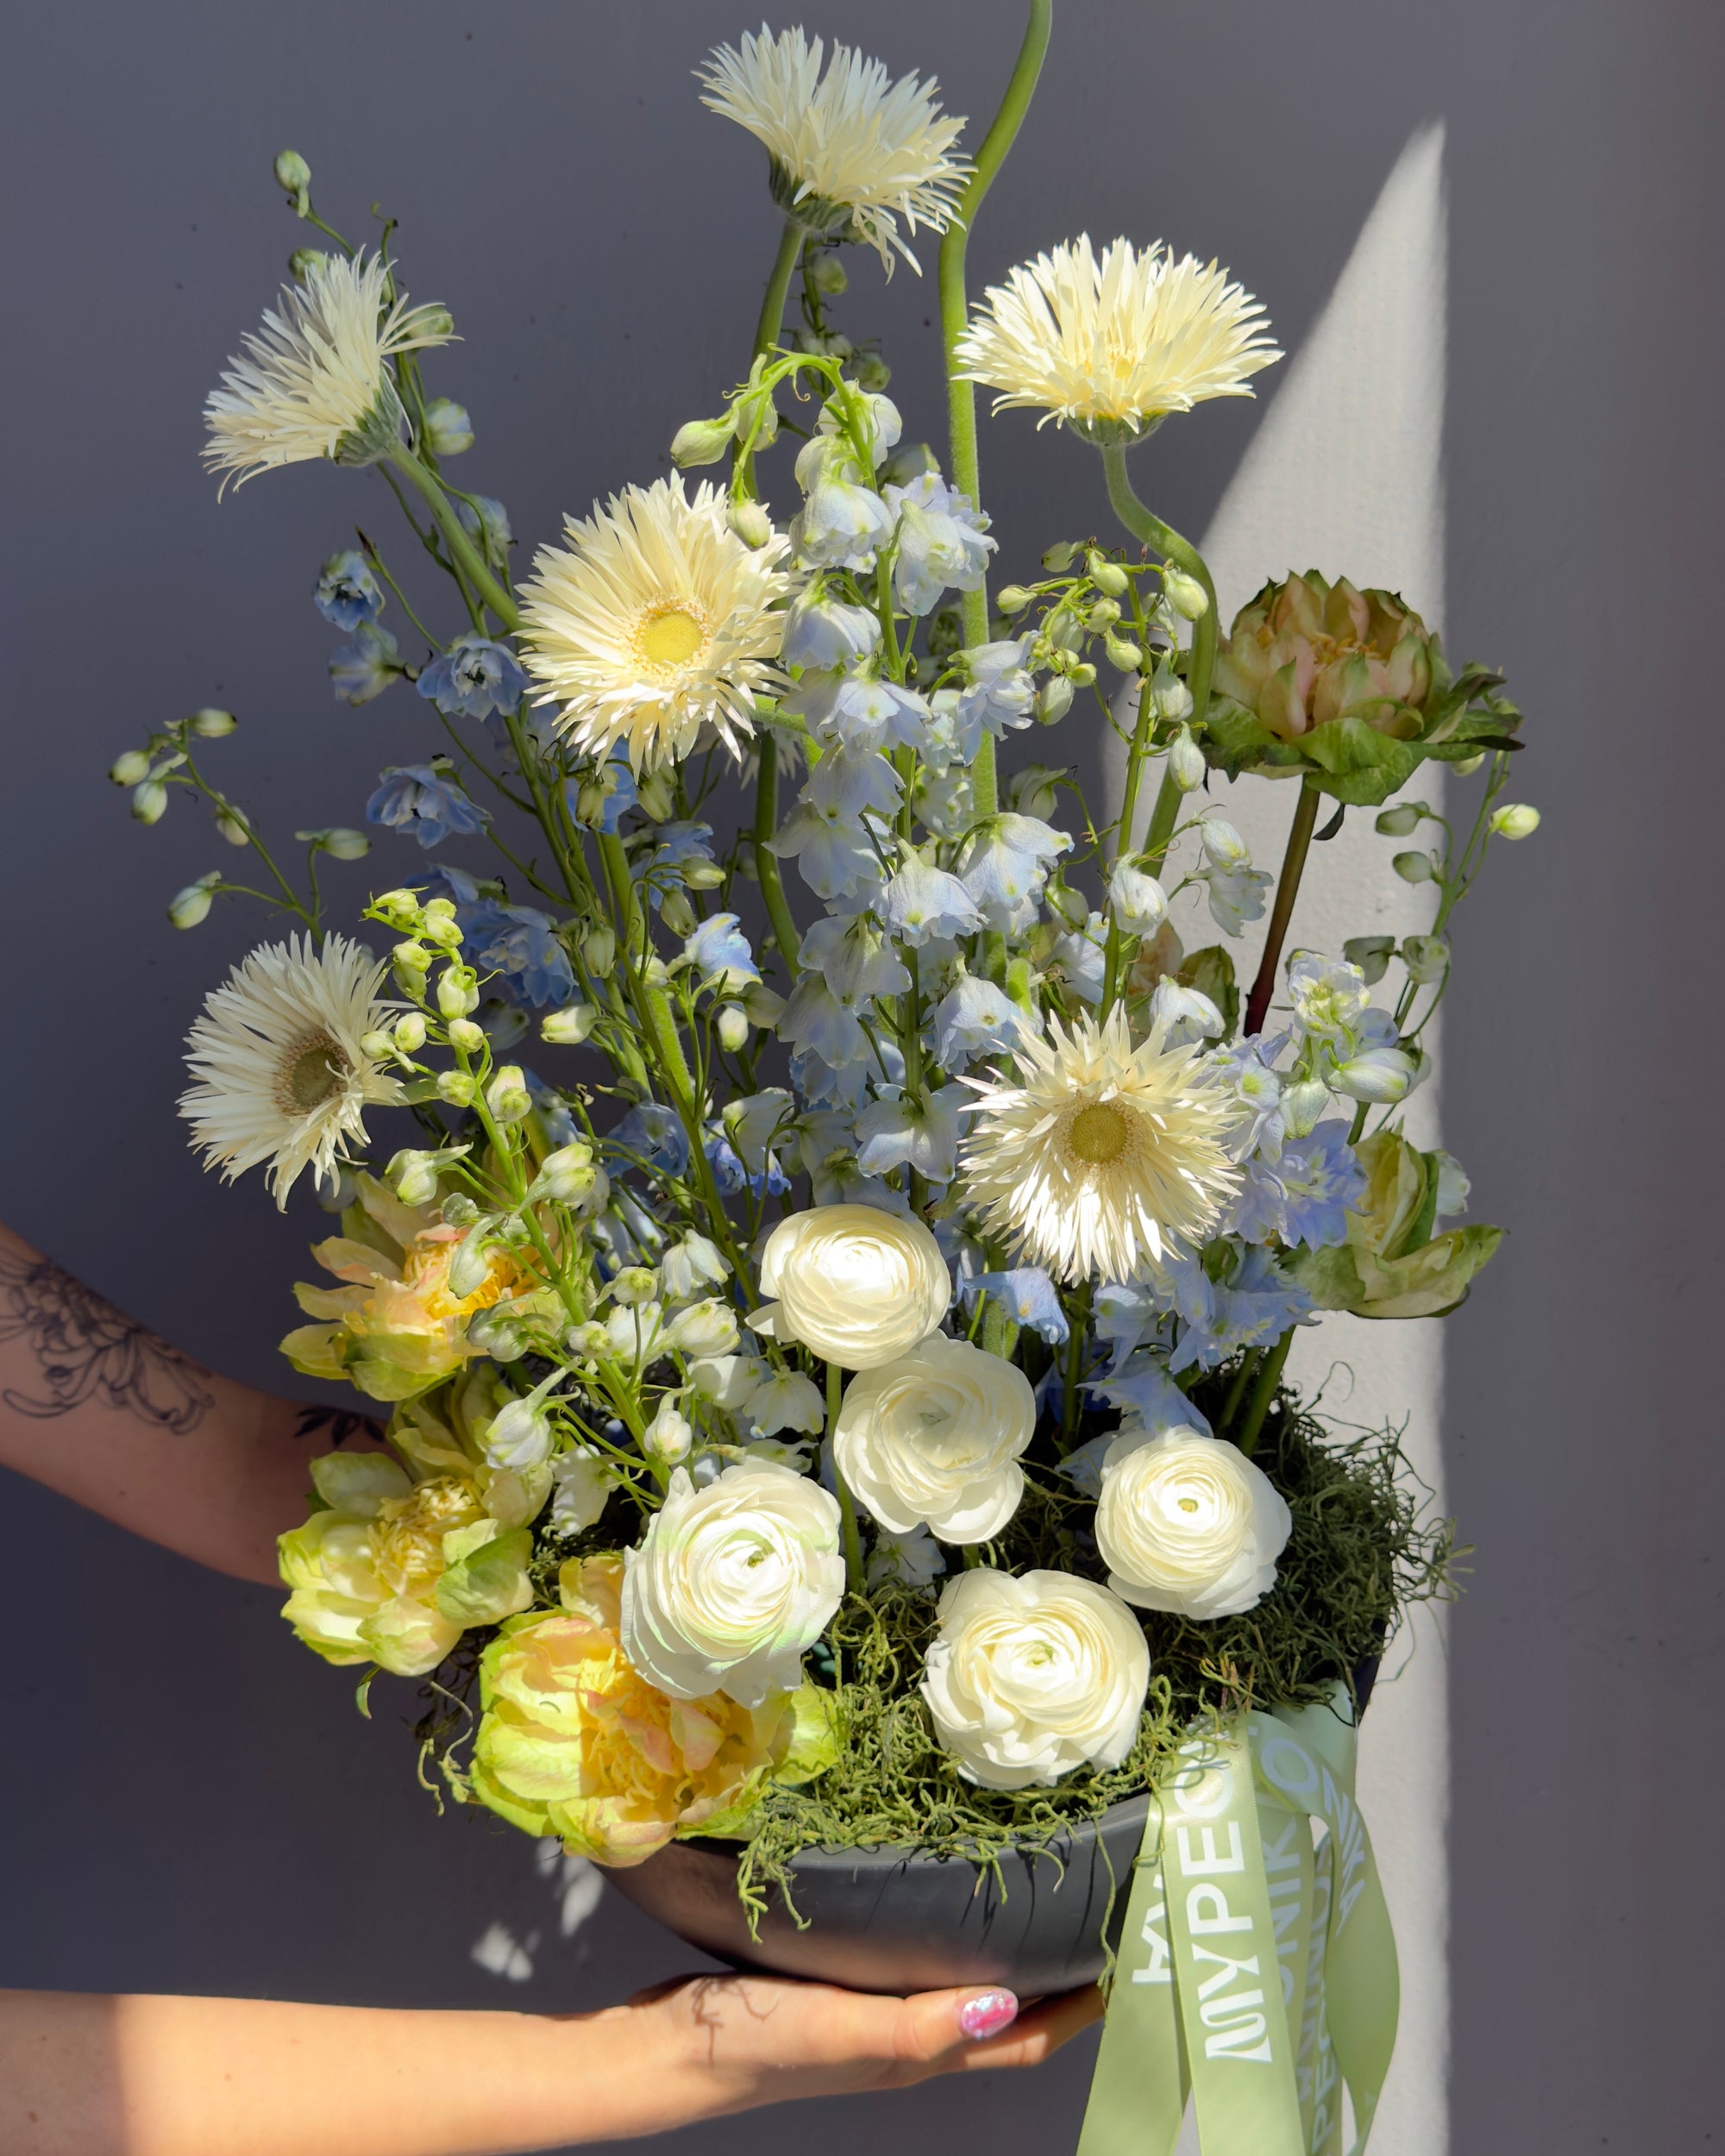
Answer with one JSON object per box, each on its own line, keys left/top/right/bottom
{"left": 636, "top": 604, "right": 708, "bottom": 673}
{"left": 1067, "top": 1100, "right": 1132, "bottom": 1165}
{"left": 279, "top": 1033, "right": 349, "bottom": 1114}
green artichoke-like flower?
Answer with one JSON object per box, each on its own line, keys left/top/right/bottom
{"left": 1204, "top": 571, "right": 1522, "bottom": 805}
{"left": 1286, "top": 1129, "right": 1501, "bottom": 1320}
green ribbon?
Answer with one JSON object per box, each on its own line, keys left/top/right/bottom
{"left": 1076, "top": 1695, "right": 1399, "bottom": 2156}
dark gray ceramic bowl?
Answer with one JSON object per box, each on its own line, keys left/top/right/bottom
{"left": 606, "top": 1662, "right": 1377, "bottom": 1994}
{"left": 604, "top": 1796, "right": 1153, "bottom": 1996}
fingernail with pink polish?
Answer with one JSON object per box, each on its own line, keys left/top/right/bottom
{"left": 959, "top": 1989, "right": 1019, "bottom": 2040}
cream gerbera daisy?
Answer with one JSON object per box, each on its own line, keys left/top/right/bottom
{"left": 954, "top": 235, "right": 1281, "bottom": 442}
{"left": 959, "top": 1007, "right": 1239, "bottom": 1283}
{"left": 179, "top": 935, "right": 402, "bottom": 1207}
{"left": 697, "top": 25, "right": 969, "bottom": 272}
{"left": 518, "top": 476, "right": 799, "bottom": 773}
{"left": 203, "top": 251, "right": 454, "bottom": 493}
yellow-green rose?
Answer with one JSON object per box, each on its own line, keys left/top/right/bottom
{"left": 1286, "top": 1129, "right": 1501, "bottom": 1319}
{"left": 468, "top": 1554, "right": 837, "bottom": 1866}
{"left": 279, "top": 1451, "right": 535, "bottom": 1677}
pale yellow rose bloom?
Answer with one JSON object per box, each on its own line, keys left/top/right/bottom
{"left": 279, "top": 1451, "right": 534, "bottom": 1679}
{"left": 469, "top": 1555, "right": 834, "bottom": 1866}
{"left": 280, "top": 1173, "right": 542, "bottom": 1401}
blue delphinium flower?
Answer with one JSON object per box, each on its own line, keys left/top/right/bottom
{"left": 956, "top": 813, "right": 1070, "bottom": 933}
{"left": 854, "top": 1088, "right": 962, "bottom": 1184}
{"left": 881, "top": 856, "right": 983, "bottom": 946}
{"left": 366, "top": 765, "right": 488, "bottom": 849}
{"left": 791, "top": 672, "right": 932, "bottom": 757}
{"left": 606, "top": 1103, "right": 691, "bottom": 1180}
{"left": 417, "top": 635, "right": 529, "bottom": 721}
{"left": 568, "top": 752, "right": 637, "bottom": 836}
{"left": 932, "top": 975, "right": 1038, "bottom": 1071}
{"left": 524, "top": 1069, "right": 582, "bottom": 1150}
{"left": 1052, "top": 911, "right": 1107, "bottom": 1005}
{"left": 960, "top": 1267, "right": 1069, "bottom": 1345}
{"left": 950, "top": 641, "right": 1036, "bottom": 756}
{"left": 883, "top": 473, "right": 994, "bottom": 616}
{"left": 1167, "top": 1245, "right": 1312, "bottom": 1373}
{"left": 315, "top": 549, "right": 384, "bottom": 630}
{"left": 1275, "top": 1123, "right": 1368, "bottom": 1249}
{"left": 463, "top": 901, "right": 574, "bottom": 1008}
{"left": 329, "top": 623, "right": 403, "bottom": 705}
{"left": 684, "top": 912, "right": 759, "bottom": 988}
{"left": 780, "top": 592, "right": 881, "bottom": 672}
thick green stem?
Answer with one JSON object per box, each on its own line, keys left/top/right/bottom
{"left": 1101, "top": 443, "right": 1218, "bottom": 736}
{"left": 751, "top": 745, "right": 800, "bottom": 977}
{"left": 1101, "top": 667, "right": 1159, "bottom": 1018}
{"left": 1244, "top": 777, "right": 1321, "bottom": 1037}
{"left": 754, "top": 216, "right": 804, "bottom": 359}
{"left": 938, "top": 0, "right": 1054, "bottom": 819}
{"left": 1236, "top": 1328, "right": 1295, "bottom": 1457}
{"left": 828, "top": 1360, "right": 865, "bottom": 1594}
{"left": 387, "top": 448, "right": 521, "bottom": 630}
{"left": 1138, "top": 763, "right": 1183, "bottom": 873}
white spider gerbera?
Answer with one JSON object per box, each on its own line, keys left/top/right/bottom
{"left": 959, "top": 1006, "right": 1239, "bottom": 1283}
{"left": 954, "top": 235, "right": 1281, "bottom": 442}
{"left": 697, "top": 25, "right": 969, "bottom": 272}
{"left": 179, "top": 935, "right": 401, "bottom": 1207}
{"left": 202, "top": 250, "right": 453, "bottom": 493}
{"left": 518, "top": 477, "right": 799, "bottom": 773}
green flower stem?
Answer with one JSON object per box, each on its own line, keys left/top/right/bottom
{"left": 754, "top": 216, "right": 805, "bottom": 359}
{"left": 1220, "top": 1344, "right": 1264, "bottom": 1434}
{"left": 386, "top": 448, "right": 521, "bottom": 631}
{"left": 938, "top": 0, "right": 1055, "bottom": 821}
{"left": 1100, "top": 679, "right": 1160, "bottom": 1020}
{"left": 1235, "top": 1327, "right": 1294, "bottom": 1457}
{"left": 1244, "top": 776, "right": 1321, "bottom": 1038}
{"left": 751, "top": 745, "right": 800, "bottom": 978}
{"left": 1101, "top": 442, "right": 1219, "bottom": 736}
{"left": 828, "top": 1360, "right": 865, "bottom": 1595}
{"left": 1138, "top": 762, "right": 1184, "bottom": 874}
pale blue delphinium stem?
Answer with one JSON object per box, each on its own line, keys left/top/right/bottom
{"left": 938, "top": 0, "right": 1055, "bottom": 824}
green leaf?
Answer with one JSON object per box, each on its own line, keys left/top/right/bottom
{"left": 1283, "top": 1244, "right": 1367, "bottom": 1311}
{"left": 1201, "top": 699, "right": 1310, "bottom": 781}
{"left": 435, "top": 1526, "right": 536, "bottom": 1626}
{"left": 1299, "top": 717, "right": 1421, "bottom": 805}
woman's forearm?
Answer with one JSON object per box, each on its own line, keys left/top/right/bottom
{"left": 0, "top": 1223, "right": 380, "bottom": 1585}
{"left": 2, "top": 1981, "right": 1100, "bottom": 2155}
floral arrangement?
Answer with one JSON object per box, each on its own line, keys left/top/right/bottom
{"left": 116, "top": 11, "right": 1536, "bottom": 2150}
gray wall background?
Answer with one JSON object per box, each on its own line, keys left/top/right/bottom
{"left": 3, "top": 3, "right": 1720, "bottom": 2150}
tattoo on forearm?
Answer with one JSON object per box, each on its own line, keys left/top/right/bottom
{"left": 0, "top": 1252, "right": 215, "bottom": 1432}
{"left": 293, "top": 1404, "right": 385, "bottom": 1448}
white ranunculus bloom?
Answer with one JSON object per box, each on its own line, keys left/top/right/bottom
{"left": 921, "top": 1568, "right": 1150, "bottom": 1790}
{"left": 833, "top": 1335, "right": 1034, "bottom": 1543}
{"left": 620, "top": 1459, "right": 844, "bottom": 1707}
{"left": 1095, "top": 1425, "right": 1292, "bottom": 1620}
{"left": 749, "top": 1204, "right": 950, "bottom": 1369}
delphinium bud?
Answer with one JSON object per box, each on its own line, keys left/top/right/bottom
{"left": 393, "top": 1012, "right": 427, "bottom": 1053}
{"left": 1088, "top": 597, "right": 1122, "bottom": 632}
{"left": 436, "top": 963, "right": 480, "bottom": 1018}
{"left": 1401, "top": 934, "right": 1450, "bottom": 984}
{"left": 1163, "top": 568, "right": 1209, "bottom": 620}
{"left": 288, "top": 247, "right": 323, "bottom": 282}
{"left": 1392, "top": 851, "right": 1436, "bottom": 885}
{"left": 1036, "top": 676, "right": 1074, "bottom": 724}
{"left": 1104, "top": 631, "right": 1144, "bottom": 674}
{"left": 110, "top": 750, "right": 151, "bottom": 787}
{"left": 486, "top": 1065, "right": 533, "bottom": 1124}
{"left": 1087, "top": 551, "right": 1130, "bottom": 598}
{"left": 273, "top": 149, "right": 310, "bottom": 201}
{"left": 188, "top": 707, "right": 237, "bottom": 737}
{"left": 995, "top": 585, "right": 1033, "bottom": 615}
{"left": 447, "top": 1018, "right": 486, "bottom": 1054}
{"left": 806, "top": 253, "right": 849, "bottom": 297}
{"left": 642, "top": 1401, "right": 693, "bottom": 1466}
{"left": 584, "top": 924, "right": 617, "bottom": 977}
{"left": 659, "top": 887, "right": 697, "bottom": 937}
{"left": 132, "top": 781, "right": 168, "bottom": 824}
{"left": 1490, "top": 804, "right": 1540, "bottom": 839}
{"left": 671, "top": 417, "right": 737, "bottom": 467}
{"left": 717, "top": 1004, "right": 750, "bottom": 1053}
{"left": 611, "top": 1267, "right": 657, "bottom": 1308}
{"left": 1168, "top": 726, "right": 1206, "bottom": 793}
{"left": 542, "top": 1002, "right": 597, "bottom": 1045}
{"left": 727, "top": 498, "right": 774, "bottom": 548}
{"left": 852, "top": 351, "right": 892, "bottom": 392}
{"left": 423, "top": 398, "right": 474, "bottom": 457}
{"left": 1374, "top": 801, "right": 1424, "bottom": 837}
{"left": 167, "top": 876, "right": 220, "bottom": 929}
{"left": 1041, "top": 542, "right": 1080, "bottom": 572}
{"left": 437, "top": 1069, "right": 476, "bottom": 1108}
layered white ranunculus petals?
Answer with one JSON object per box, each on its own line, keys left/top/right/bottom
{"left": 834, "top": 1335, "right": 1034, "bottom": 1544}
{"left": 750, "top": 1204, "right": 950, "bottom": 1369}
{"left": 620, "top": 1459, "right": 844, "bottom": 1707}
{"left": 921, "top": 1567, "right": 1150, "bottom": 1790}
{"left": 1095, "top": 1425, "right": 1292, "bottom": 1620}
